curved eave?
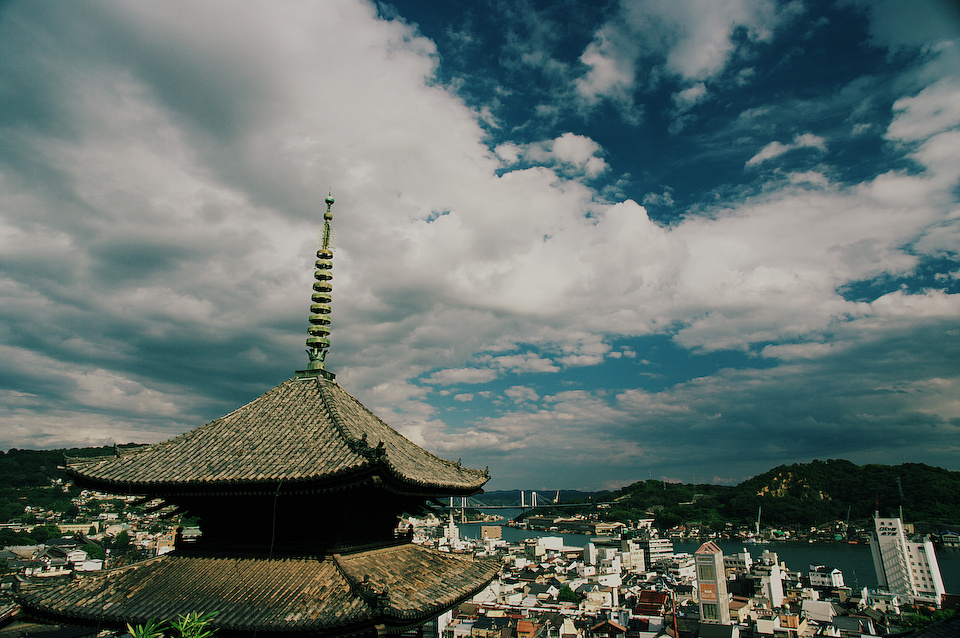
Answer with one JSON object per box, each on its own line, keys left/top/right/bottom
{"left": 335, "top": 545, "right": 501, "bottom": 625}
{"left": 65, "top": 458, "right": 487, "bottom": 499}
{"left": 377, "top": 462, "right": 488, "bottom": 497}
{"left": 318, "top": 379, "right": 491, "bottom": 493}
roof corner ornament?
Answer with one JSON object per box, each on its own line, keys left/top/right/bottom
{"left": 355, "top": 575, "right": 391, "bottom": 613}
{"left": 348, "top": 432, "right": 387, "bottom": 461}
{"left": 302, "top": 193, "right": 336, "bottom": 380}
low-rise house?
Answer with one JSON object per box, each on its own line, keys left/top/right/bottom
{"left": 445, "top": 618, "right": 476, "bottom": 638}
{"left": 25, "top": 561, "right": 69, "bottom": 577}
{"left": 588, "top": 619, "right": 627, "bottom": 638}
{"left": 831, "top": 614, "right": 875, "bottom": 638}
{"left": 775, "top": 613, "right": 808, "bottom": 637}
{"left": 625, "top": 616, "right": 662, "bottom": 638}
{"left": 471, "top": 615, "right": 513, "bottom": 638}
{"left": 594, "top": 572, "right": 622, "bottom": 589}
{"left": 859, "top": 590, "right": 901, "bottom": 615}
{"left": 6, "top": 546, "right": 38, "bottom": 560}
{"left": 632, "top": 590, "right": 670, "bottom": 617}
{"left": 156, "top": 531, "right": 176, "bottom": 555}
{"left": 728, "top": 597, "right": 752, "bottom": 624}
{"left": 800, "top": 599, "right": 843, "bottom": 623}
{"left": 516, "top": 618, "right": 545, "bottom": 638}
{"left": 857, "top": 606, "right": 898, "bottom": 634}
{"left": 754, "top": 615, "right": 782, "bottom": 636}
{"left": 525, "top": 583, "right": 560, "bottom": 601}
{"left": 808, "top": 565, "right": 844, "bottom": 588}
{"left": 580, "top": 584, "right": 618, "bottom": 611}
{"left": 560, "top": 617, "right": 581, "bottom": 638}
{"left": 45, "top": 537, "right": 78, "bottom": 551}
{"left": 77, "top": 558, "right": 103, "bottom": 572}
{"left": 519, "top": 566, "right": 549, "bottom": 583}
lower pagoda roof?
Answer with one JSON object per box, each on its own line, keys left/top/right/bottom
{"left": 16, "top": 544, "right": 500, "bottom": 637}
{"left": 63, "top": 375, "right": 488, "bottom": 497}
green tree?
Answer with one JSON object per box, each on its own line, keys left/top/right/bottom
{"left": 655, "top": 510, "right": 682, "bottom": 528}
{"left": 899, "top": 609, "right": 955, "bottom": 629}
{"left": 557, "top": 585, "right": 580, "bottom": 603}
{"left": 81, "top": 543, "right": 106, "bottom": 560}
{"left": 28, "top": 524, "right": 61, "bottom": 543}
{"left": 0, "top": 528, "right": 33, "bottom": 546}
{"left": 110, "top": 530, "right": 132, "bottom": 553}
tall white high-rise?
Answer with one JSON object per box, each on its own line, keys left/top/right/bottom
{"left": 870, "top": 515, "right": 945, "bottom": 605}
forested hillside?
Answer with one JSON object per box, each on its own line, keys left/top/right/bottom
{"left": 599, "top": 460, "right": 960, "bottom": 529}
{"left": 0, "top": 447, "right": 116, "bottom": 522}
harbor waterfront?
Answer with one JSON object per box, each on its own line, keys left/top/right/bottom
{"left": 456, "top": 512, "right": 960, "bottom": 595}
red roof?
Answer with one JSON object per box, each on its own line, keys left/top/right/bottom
{"left": 634, "top": 590, "right": 670, "bottom": 615}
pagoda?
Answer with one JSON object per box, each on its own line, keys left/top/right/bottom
{"left": 17, "top": 195, "right": 499, "bottom": 637}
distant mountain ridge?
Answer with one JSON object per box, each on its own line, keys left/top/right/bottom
{"left": 477, "top": 460, "right": 960, "bottom": 528}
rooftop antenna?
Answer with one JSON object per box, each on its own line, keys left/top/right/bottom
{"left": 301, "top": 193, "right": 336, "bottom": 380}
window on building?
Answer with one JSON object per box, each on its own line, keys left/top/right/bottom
{"left": 702, "top": 604, "right": 719, "bottom": 620}
{"left": 698, "top": 563, "right": 716, "bottom": 581}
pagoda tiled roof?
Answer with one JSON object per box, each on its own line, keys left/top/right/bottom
{"left": 64, "top": 376, "right": 488, "bottom": 495}
{"left": 16, "top": 544, "right": 500, "bottom": 636}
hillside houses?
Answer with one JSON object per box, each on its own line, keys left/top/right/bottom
{"left": 0, "top": 488, "right": 190, "bottom": 591}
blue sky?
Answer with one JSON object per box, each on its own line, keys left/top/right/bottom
{"left": 1, "top": 0, "right": 958, "bottom": 490}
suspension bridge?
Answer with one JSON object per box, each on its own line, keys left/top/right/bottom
{"left": 441, "top": 491, "right": 609, "bottom": 511}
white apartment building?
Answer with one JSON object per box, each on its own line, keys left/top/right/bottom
{"left": 753, "top": 562, "right": 785, "bottom": 608}
{"left": 808, "top": 564, "right": 844, "bottom": 588}
{"left": 870, "top": 515, "right": 945, "bottom": 605}
{"left": 724, "top": 548, "right": 753, "bottom": 575}
{"left": 638, "top": 529, "right": 674, "bottom": 568}
{"left": 620, "top": 538, "right": 646, "bottom": 573}
{"left": 665, "top": 553, "right": 696, "bottom": 581}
